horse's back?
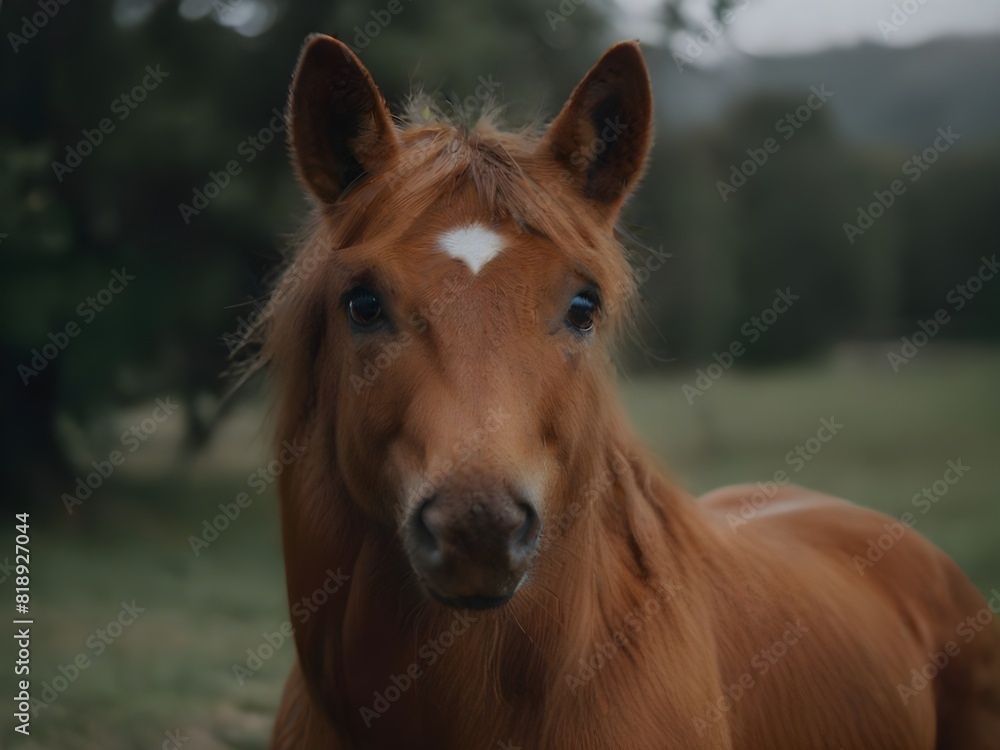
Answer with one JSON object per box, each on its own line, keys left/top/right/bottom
{"left": 697, "top": 483, "right": 1000, "bottom": 749}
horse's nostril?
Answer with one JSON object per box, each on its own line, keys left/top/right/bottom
{"left": 512, "top": 502, "right": 541, "bottom": 550}
{"left": 413, "top": 499, "right": 440, "bottom": 553}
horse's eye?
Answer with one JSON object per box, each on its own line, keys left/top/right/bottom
{"left": 566, "top": 291, "right": 598, "bottom": 333}
{"left": 345, "top": 287, "right": 382, "bottom": 328}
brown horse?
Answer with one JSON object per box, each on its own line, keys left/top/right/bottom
{"left": 259, "top": 35, "right": 1000, "bottom": 749}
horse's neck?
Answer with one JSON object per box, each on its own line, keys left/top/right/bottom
{"left": 533, "top": 423, "right": 714, "bottom": 645}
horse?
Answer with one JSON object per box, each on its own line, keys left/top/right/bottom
{"left": 257, "top": 34, "right": 1000, "bottom": 749}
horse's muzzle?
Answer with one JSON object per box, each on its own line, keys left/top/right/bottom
{"left": 404, "top": 479, "right": 541, "bottom": 609}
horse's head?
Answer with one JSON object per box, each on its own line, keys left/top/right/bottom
{"left": 273, "top": 36, "right": 653, "bottom": 610}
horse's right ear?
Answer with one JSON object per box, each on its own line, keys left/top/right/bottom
{"left": 288, "top": 35, "right": 400, "bottom": 205}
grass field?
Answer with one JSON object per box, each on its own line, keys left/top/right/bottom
{"left": 5, "top": 346, "right": 999, "bottom": 749}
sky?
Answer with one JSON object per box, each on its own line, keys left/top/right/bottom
{"left": 108, "top": 0, "right": 1000, "bottom": 48}
{"left": 617, "top": 0, "right": 1000, "bottom": 55}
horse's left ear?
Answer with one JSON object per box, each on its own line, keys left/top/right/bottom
{"left": 541, "top": 41, "right": 653, "bottom": 219}
{"left": 288, "top": 34, "right": 400, "bottom": 205}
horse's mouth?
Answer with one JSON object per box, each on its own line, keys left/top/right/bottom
{"left": 425, "top": 586, "right": 515, "bottom": 610}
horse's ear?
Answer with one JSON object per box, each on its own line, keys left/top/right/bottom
{"left": 541, "top": 42, "right": 653, "bottom": 218}
{"left": 288, "top": 34, "right": 400, "bottom": 205}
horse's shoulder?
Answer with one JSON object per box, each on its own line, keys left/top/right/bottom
{"left": 695, "top": 482, "right": 959, "bottom": 589}
{"left": 697, "top": 482, "right": 846, "bottom": 519}
{"left": 696, "top": 482, "right": 915, "bottom": 548}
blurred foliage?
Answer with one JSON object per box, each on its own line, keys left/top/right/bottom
{"left": 628, "top": 97, "right": 1000, "bottom": 367}
{"left": 1, "top": 0, "right": 997, "bottom": 513}
{"left": 0, "top": 0, "right": 613, "bottom": 509}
